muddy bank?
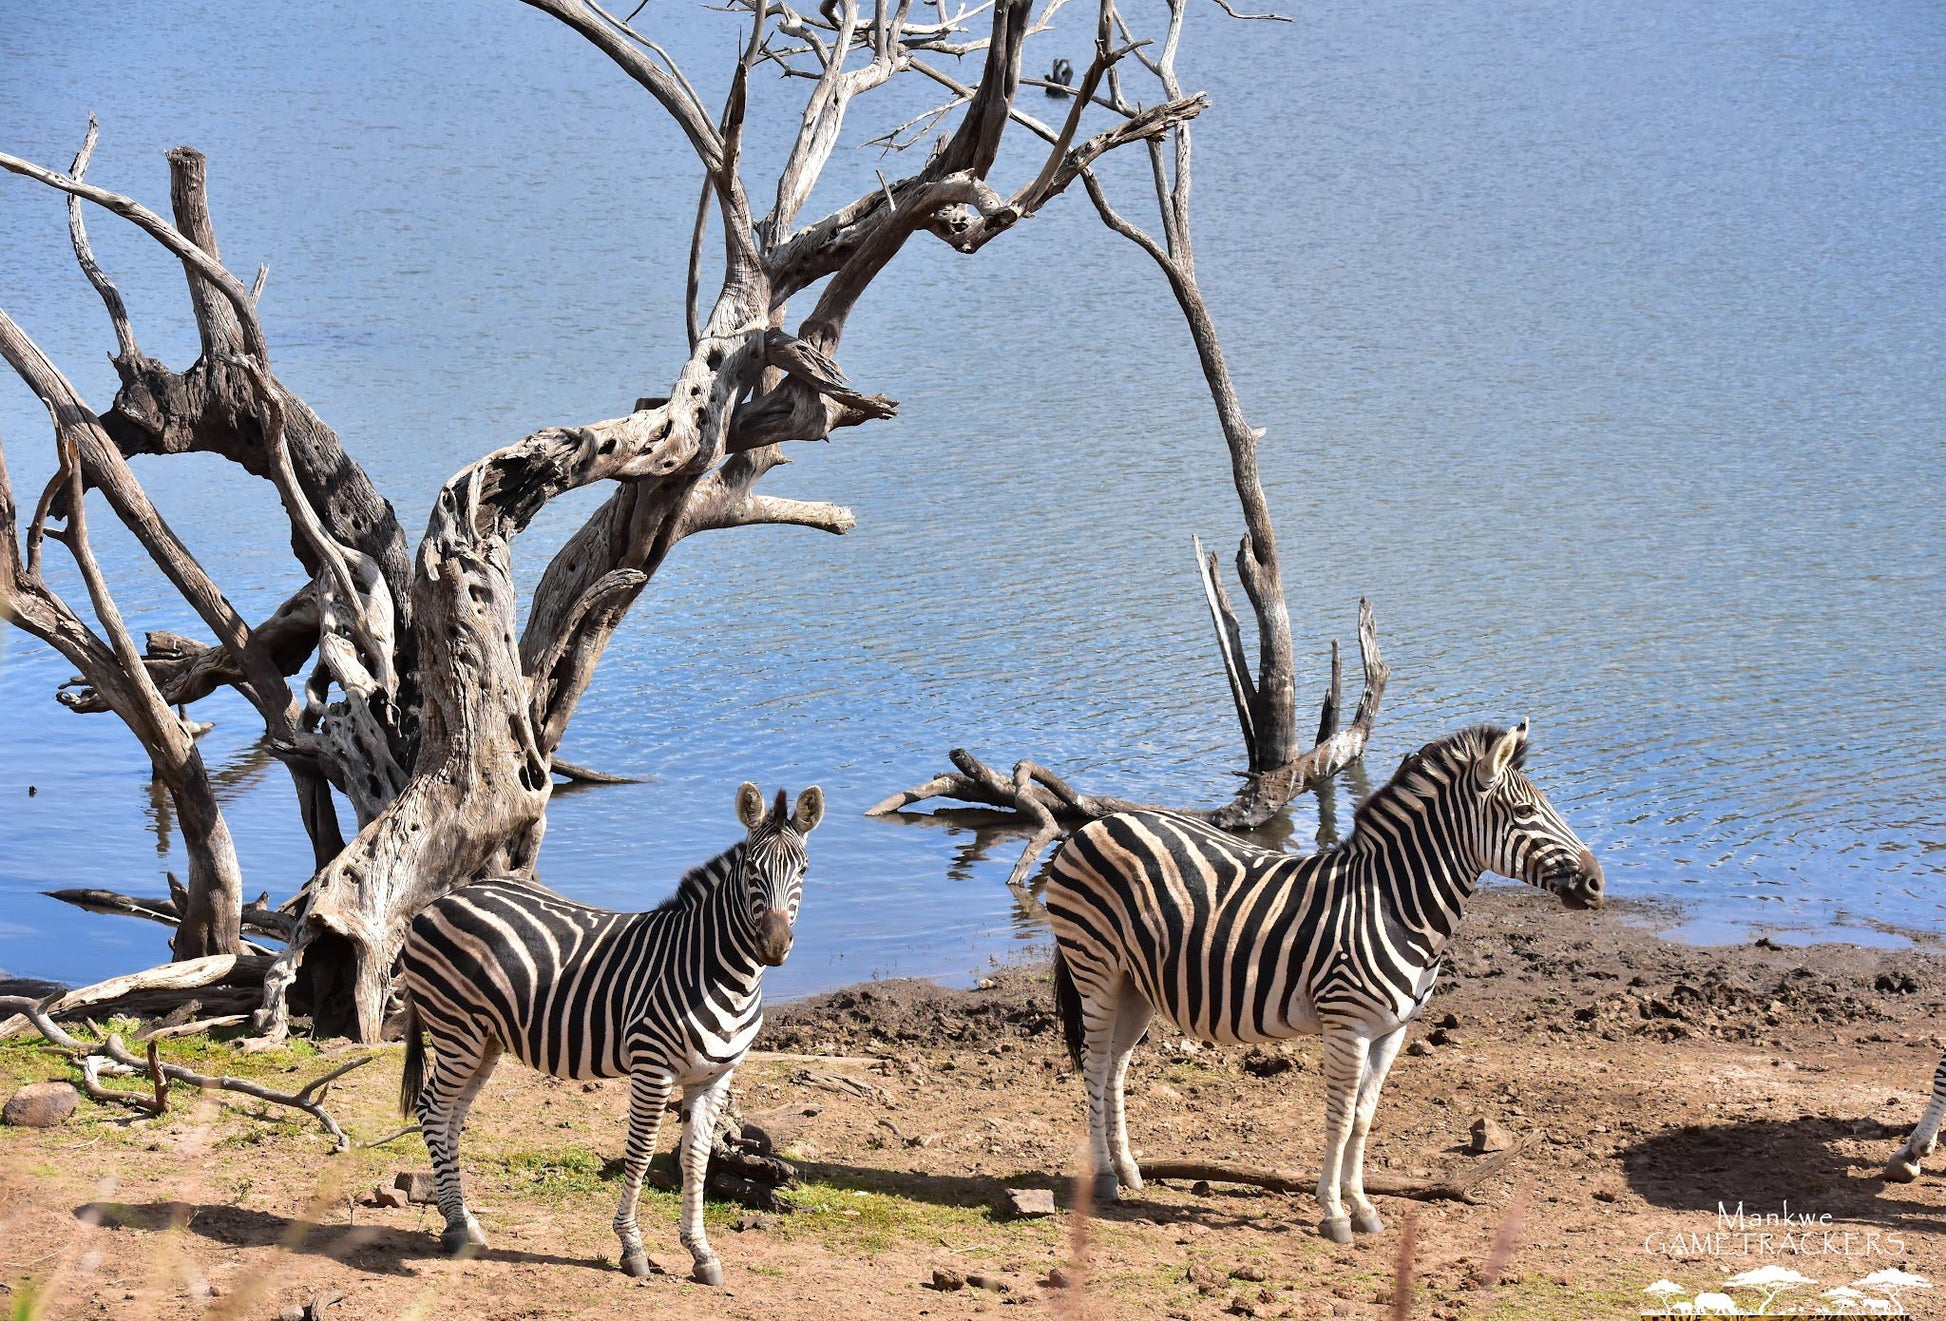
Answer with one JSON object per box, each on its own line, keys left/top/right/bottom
{"left": 3, "top": 888, "right": 1946, "bottom": 1319}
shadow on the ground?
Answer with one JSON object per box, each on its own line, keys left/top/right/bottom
{"left": 789, "top": 1159, "right": 1299, "bottom": 1234}
{"left": 74, "top": 1201, "right": 595, "bottom": 1276}
{"left": 1619, "top": 1117, "right": 1946, "bottom": 1234}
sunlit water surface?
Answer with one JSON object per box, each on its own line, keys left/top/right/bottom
{"left": 1, "top": 0, "right": 1941, "bottom": 997}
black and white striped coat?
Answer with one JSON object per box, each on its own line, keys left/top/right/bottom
{"left": 1045, "top": 723, "right": 1602, "bottom": 1242}
{"left": 398, "top": 782, "right": 822, "bottom": 1284}
{"left": 1886, "top": 1052, "right": 1946, "bottom": 1184}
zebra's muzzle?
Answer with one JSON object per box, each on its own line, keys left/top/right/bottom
{"left": 757, "top": 909, "right": 794, "bottom": 966}
{"left": 1558, "top": 849, "right": 1604, "bottom": 910}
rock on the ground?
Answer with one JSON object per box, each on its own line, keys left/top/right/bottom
{"left": 931, "top": 1268, "right": 967, "bottom": 1291}
{"left": 4, "top": 1081, "right": 78, "bottom": 1128}
{"left": 998, "top": 1187, "right": 1055, "bottom": 1219}
{"left": 1468, "top": 1116, "right": 1514, "bottom": 1154}
{"left": 366, "top": 1186, "right": 407, "bottom": 1209}
{"left": 1044, "top": 1266, "right": 1075, "bottom": 1289}
{"left": 393, "top": 1171, "right": 437, "bottom": 1204}
{"left": 1241, "top": 1046, "right": 1294, "bottom": 1077}
{"left": 966, "top": 1272, "right": 1009, "bottom": 1292}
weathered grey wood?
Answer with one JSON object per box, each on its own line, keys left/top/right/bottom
{"left": 2, "top": 0, "right": 1239, "bottom": 1040}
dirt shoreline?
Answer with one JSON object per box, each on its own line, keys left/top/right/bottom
{"left": 5, "top": 887, "right": 1946, "bottom": 1319}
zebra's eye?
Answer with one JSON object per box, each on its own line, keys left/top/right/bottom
{"left": 1511, "top": 803, "right": 1540, "bottom": 823}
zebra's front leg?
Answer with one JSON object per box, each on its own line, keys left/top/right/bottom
{"left": 612, "top": 1069, "right": 673, "bottom": 1277}
{"left": 678, "top": 1072, "right": 735, "bottom": 1285}
{"left": 1314, "top": 1025, "right": 1370, "bottom": 1244}
{"left": 1886, "top": 1051, "right": 1946, "bottom": 1183}
{"left": 1341, "top": 1023, "right": 1407, "bottom": 1236}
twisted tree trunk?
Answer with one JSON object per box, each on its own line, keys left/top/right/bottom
{"left": 3, "top": 0, "right": 1212, "bottom": 1039}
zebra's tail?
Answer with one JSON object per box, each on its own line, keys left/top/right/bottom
{"left": 398, "top": 998, "right": 426, "bottom": 1119}
{"left": 1052, "top": 945, "right": 1086, "bottom": 1072}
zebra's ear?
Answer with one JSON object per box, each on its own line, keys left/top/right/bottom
{"left": 737, "top": 781, "right": 766, "bottom": 829}
{"left": 1475, "top": 720, "right": 1530, "bottom": 791}
{"left": 792, "top": 786, "right": 825, "bottom": 834}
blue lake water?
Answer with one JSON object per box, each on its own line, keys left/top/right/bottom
{"left": 1, "top": 0, "right": 1941, "bottom": 999}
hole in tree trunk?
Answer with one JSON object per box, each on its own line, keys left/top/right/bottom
{"left": 295, "top": 930, "right": 360, "bottom": 1039}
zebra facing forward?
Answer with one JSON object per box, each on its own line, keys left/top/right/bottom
{"left": 398, "top": 782, "right": 823, "bottom": 1284}
{"left": 1046, "top": 722, "right": 1602, "bottom": 1244}
{"left": 1884, "top": 1053, "right": 1946, "bottom": 1184}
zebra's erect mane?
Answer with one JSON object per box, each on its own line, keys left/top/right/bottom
{"left": 1343, "top": 724, "right": 1522, "bottom": 847}
{"left": 652, "top": 840, "right": 747, "bottom": 915}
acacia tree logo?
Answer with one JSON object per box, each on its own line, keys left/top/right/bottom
{"left": 1641, "top": 1268, "right": 1932, "bottom": 1317}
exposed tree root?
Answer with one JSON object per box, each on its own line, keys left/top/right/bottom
{"left": 0, "top": 993, "right": 372, "bottom": 1152}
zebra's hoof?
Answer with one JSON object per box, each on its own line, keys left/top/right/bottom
{"left": 1319, "top": 1216, "right": 1355, "bottom": 1245}
{"left": 621, "top": 1251, "right": 653, "bottom": 1278}
{"left": 440, "top": 1221, "right": 488, "bottom": 1256}
{"left": 692, "top": 1259, "right": 725, "bottom": 1287}
{"left": 1884, "top": 1153, "right": 1923, "bottom": 1184}
{"left": 1351, "top": 1208, "right": 1384, "bottom": 1236}
{"left": 1087, "top": 1171, "right": 1122, "bottom": 1203}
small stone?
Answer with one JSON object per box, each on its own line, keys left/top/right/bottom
{"left": 279, "top": 1307, "right": 307, "bottom": 1321}
{"left": 1241, "top": 1046, "right": 1293, "bottom": 1078}
{"left": 1406, "top": 1040, "right": 1432, "bottom": 1057}
{"left": 1467, "top": 1117, "right": 1514, "bottom": 1154}
{"left": 998, "top": 1187, "right": 1055, "bottom": 1219}
{"left": 1191, "top": 1180, "right": 1213, "bottom": 1197}
{"left": 733, "top": 1212, "right": 777, "bottom": 1232}
{"left": 931, "top": 1268, "right": 967, "bottom": 1291}
{"left": 1427, "top": 1027, "right": 1454, "bottom": 1046}
{"left": 1187, "top": 1263, "right": 1227, "bottom": 1294}
{"left": 1593, "top": 1190, "right": 1618, "bottom": 1203}
{"left": 393, "top": 1171, "right": 437, "bottom": 1204}
{"left": 1436, "top": 1012, "right": 1460, "bottom": 1029}
{"left": 1231, "top": 1264, "right": 1269, "bottom": 1283}
{"left": 367, "top": 1186, "right": 407, "bottom": 1209}
{"left": 581, "top": 1081, "right": 601, "bottom": 1092}
{"left": 3, "top": 1082, "right": 79, "bottom": 1128}
{"left": 1225, "top": 1294, "right": 1259, "bottom": 1317}
{"left": 1044, "top": 1266, "right": 1075, "bottom": 1289}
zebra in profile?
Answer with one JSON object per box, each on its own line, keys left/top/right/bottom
{"left": 398, "top": 781, "right": 823, "bottom": 1285}
{"left": 1884, "top": 1054, "right": 1946, "bottom": 1184}
{"left": 1045, "top": 722, "right": 1602, "bottom": 1244}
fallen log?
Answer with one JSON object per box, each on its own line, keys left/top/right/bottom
{"left": 0, "top": 954, "right": 271, "bottom": 1039}
{"left": 550, "top": 759, "right": 648, "bottom": 786}
{"left": 1141, "top": 1138, "right": 1531, "bottom": 1206}
{"left": 43, "top": 886, "right": 294, "bottom": 943}
{"left": 0, "top": 993, "right": 372, "bottom": 1152}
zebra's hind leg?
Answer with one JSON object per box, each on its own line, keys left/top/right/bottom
{"left": 1341, "top": 1023, "right": 1407, "bottom": 1235}
{"left": 1103, "top": 981, "right": 1155, "bottom": 1197}
{"left": 678, "top": 1072, "right": 736, "bottom": 1285}
{"left": 1078, "top": 975, "right": 1127, "bottom": 1202}
{"left": 1886, "top": 1050, "right": 1946, "bottom": 1183}
{"left": 1314, "top": 1025, "right": 1371, "bottom": 1244}
{"left": 416, "top": 1032, "right": 495, "bottom": 1255}
{"left": 612, "top": 1069, "right": 673, "bottom": 1277}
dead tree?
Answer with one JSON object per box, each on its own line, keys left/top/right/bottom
{"left": 869, "top": 0, "right": 1389, "bottom": 884}
{"left": 1, "top": 0, "right": 1212, "bottom": 1041}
